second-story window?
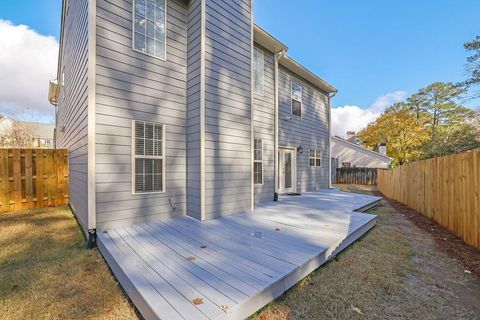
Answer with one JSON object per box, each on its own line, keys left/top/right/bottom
{"left": 253, "top": 48, "right": 264, "bottom": 95}
{"left": 133, "top": 0, "right": 166, "bottom": 60}
{"left": 291, "top": 82, "right": 303, "bottom": 117}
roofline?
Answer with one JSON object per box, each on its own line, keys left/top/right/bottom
{"left": 332, "top": 136, "right": 393, "bottom": 161}
{"left": 279, "top": 55, "right": 337, "bottom": 94}
{"left": 253, "top": 24, "right": 288, "bottom": 53}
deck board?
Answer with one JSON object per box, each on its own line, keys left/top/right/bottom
{"left": 97, "top": 190, "right": 380, "bottom": 320}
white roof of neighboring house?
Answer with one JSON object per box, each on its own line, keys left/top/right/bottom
{"left": 0, "top": 116, "right": 54, "bottom": 139}
{"left": 331, "top": 136, "right": 392, "bottom": 168}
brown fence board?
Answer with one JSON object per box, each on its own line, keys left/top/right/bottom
{"left": 335, "top": 167, "right": 378, "bottom": 185}
{"left": 378, "top": 150, "right": 480, "bottom": 249}
{"left": 0, "top": 149, "right": 68, "bottom": 212}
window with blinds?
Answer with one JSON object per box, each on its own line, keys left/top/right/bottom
{"left": 133, "top": 121, "right": 165, "bottom": 193}
{"left": 254, "top": 139, "right": 263, "bottom": 185}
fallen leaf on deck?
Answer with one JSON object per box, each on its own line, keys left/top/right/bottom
{"left": 186, "top": 256, "right": 196, "bottom": 262}
{"left": 193, "top": 298, "right": 203, "bottom": 305}
{"left": 201, "top": 245, "right": 207, "bottom": 249}
{"left": 351, "top": 305, "right": 363, "bottom": 315}
{"left": 219, "top": 304, "right": 228, "bottom": 310}
{"left": 275, "top": 228, "right": 280, "bottom": 231}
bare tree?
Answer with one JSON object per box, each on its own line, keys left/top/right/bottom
{"left": 0, "top": 114, "right": 38, "bottom": 148}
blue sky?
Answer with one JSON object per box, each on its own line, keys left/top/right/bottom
{"left": 0, "top": 0, "right": 478, "bottom": 130}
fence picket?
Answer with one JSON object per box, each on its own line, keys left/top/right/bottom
{"left": 0, "top": 149, "right": 68, "bottom": 212}
{"left": 378, "top": 150, "right": 480, "bottom": 249}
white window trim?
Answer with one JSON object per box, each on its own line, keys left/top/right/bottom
{"left": 131, "top": 120, "right": 166, "bottom": 195}
{"left": 254, "top": 139, "right": 264, "bottom": 185}
{"left": 132, "top": 0, "right": 168, "bottom": 61}
{"left": 291, "top": 81, "right": 303, "bottom": 118}
{"left": 253, "top": 47, "right": 264, "bottom": 96}
{"left": 309, "top": 149, "right": 322, "bottom": 167}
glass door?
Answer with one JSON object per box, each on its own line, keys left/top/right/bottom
{"left": 279, "top": 149, "right": 296, "bottom": 194}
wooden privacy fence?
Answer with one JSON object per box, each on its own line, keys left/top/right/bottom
{"left": 335, "top": 167, "right": 378, "bottom": 185}
{"left": 377, "top": 150, "right": 480, "bottom": 249}
{"left": 0, "top": 149, "right": 68, "bottom": 212}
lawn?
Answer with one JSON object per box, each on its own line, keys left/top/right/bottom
{"left": 1, "top": 189, "right": 479, "bottom": 320}
{"left": 0, "top": 206, "right": 136, "bottom": 320}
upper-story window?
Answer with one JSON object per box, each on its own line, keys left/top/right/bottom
{"left": 291, "top": 82, "right": 303, "bottom": 117}
{"left": 253, "top": 48, "right": 264, "bottom": 95}
{"left": 133, "top": 0, "right": 166, "bottom": 60}
{"left": 253, "top": 139, "right": 263, "bottom": 184}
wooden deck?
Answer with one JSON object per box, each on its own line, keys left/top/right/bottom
{"left": 97, "top": 190, "right": 380, "bottom": 320}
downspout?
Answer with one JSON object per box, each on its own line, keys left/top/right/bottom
{"left": 274, "top": 49, "right": 286, "bottom": 201}
{"left": 328, "top": 91, "right": 337, "bottom": 189}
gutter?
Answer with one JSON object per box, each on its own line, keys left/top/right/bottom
{"left": 328, "top": 91, "right": 337, "bottom": 189}
{"left": 273, "top": 49, "right": 286, "bottom": 201}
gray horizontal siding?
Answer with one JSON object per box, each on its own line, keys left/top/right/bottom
{"left": 253, "top": 45, "right": 275, "bottom": 205}
{"left": 203, "top": 0, "right": 252, "bottom": 218}
{"left": 186, "top": 0, "right": 202, "bottom": 219}
{"left": 55, "top": 0, "right": 90, "bottom": 234}
{"left": 278, "top": 66, "right": 330, "bottom": 192}
{"left": 95, "top": 0, "right": 188, "bottom": 229}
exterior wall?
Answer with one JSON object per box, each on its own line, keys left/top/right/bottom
{"left": 186, "top": 0, "right": 203, "bottom": 219}
{"left": 94, "top": 0, "right": 188, "bottom": 229}
{"left": 55, "top": 0, "right": 90, "bottom": 234}
{"left": 203, "top": 0, "right": 252, "bottom": 218}
{"left": 278, "top": 66, "right": 330, "bottom": 192}
{"left": 253, "top": 45, "right": 275, "bottom": 204}
{"left": 331, "top": 138, "right": 391, "bottom": 168}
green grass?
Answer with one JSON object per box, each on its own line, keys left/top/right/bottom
{"left": 0, "top": 206, "right": 136, "bottom": 320}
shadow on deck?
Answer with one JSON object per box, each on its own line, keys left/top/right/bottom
{"left": 97, "top": 189, "right": 380, "bottom": 320}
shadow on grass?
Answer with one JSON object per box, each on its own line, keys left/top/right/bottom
{"left": 0, "top": 206, "right": 137, "bottom": 320}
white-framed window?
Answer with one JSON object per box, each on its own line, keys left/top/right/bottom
{"left": 254, "top": 139, "right": 263, "bottom": 185}
{"left": 309, "top": 149, "right": 322, "bottom": 167}
{"left": 132, "top": 120, "right": 165, "bottom": 194}
{"left": 253, "top": 47, "right": 264, "bottom": 95}
{"left": 291, "top": 82, "right": 303, "bottom": 117}
{"left": 133, "top": 0, "right": 166, "bottom": 60}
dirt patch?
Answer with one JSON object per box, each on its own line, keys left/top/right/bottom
{"left": 374, "top": 190, "right": 480, "bottom": 279}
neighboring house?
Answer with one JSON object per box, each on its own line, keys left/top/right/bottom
{"left": 331, "top": 136, "right": 392, "bottom": 169}
{"left": 48, "top": 0, "right": 336, "bottom": 240}
{"left": 0, "top": 115, "right": 55, "bottom": 148}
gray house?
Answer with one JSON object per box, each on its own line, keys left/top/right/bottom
{"left": 49, "top": 0, "right": 337, "bottom": 243}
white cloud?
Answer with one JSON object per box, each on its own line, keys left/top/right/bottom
{"left": 0, "top": 20, "right": 58, "bottom": 122}
{"left": 332, "top": 91, "right": 407, "bottom": 138}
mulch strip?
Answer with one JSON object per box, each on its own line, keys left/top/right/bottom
{"left": 373, "top": 190, "right": 480, "bottom": 279}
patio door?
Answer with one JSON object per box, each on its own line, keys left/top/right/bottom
{"left": 279, "top": 148, "right": 296, "bottom": 194}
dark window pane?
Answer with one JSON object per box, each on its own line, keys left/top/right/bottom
{"left": 310, "top": 158, "right": 315, "bottom": 167}
{"left": 316, "top": 158, "right": 321, "bottom": 167}
{"left": 292, "top": 99, "right": 302, "bottom": 117}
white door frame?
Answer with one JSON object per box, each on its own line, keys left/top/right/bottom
{"left": 278, "top": 147, "right": 297, "bottom": 194}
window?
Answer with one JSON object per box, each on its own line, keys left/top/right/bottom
{"left": 309, "top": 149, "right": 322, "bottom": 167}
{"left": 342, "top": 162, "right": 351, "bottom": 168}
{"left": 133, "top": 121, "right": 165, "bottom": 193}
{"left": 254, "top": 139, "right": 263, "bottom": 185}
{"left": 253, "top": 48, "right": 264, "bottom": 95}
{"left": 291, "top": 82, "right": 302, "bottom": 117}
{"left": 133, "top": 0, "right": 166, "bottom": 60}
